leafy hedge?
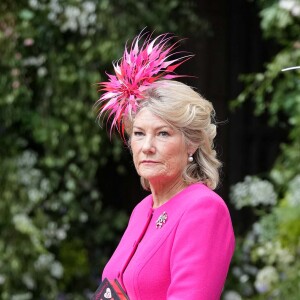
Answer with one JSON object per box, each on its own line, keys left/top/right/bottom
{"left": 0, "top": 1, "right": 207, "bottom": 299}
{"left": 224, "top": 1, "right": 300, "bottom": 299}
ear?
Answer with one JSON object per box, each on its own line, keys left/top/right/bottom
{"left": 187, "top": 144, "right": 198, "bottom": 156}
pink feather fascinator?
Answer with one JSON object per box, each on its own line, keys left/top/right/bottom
{"left": 95, "top": 30, "right": 193, "bottom": 137}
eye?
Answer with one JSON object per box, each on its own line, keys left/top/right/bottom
{"left": 158, "top": 131, "right": 170, "bottom": 137}
{"left": 133, "top": 131, "right": 144, "bottom": 137}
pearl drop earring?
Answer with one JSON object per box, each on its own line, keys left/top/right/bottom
{"left": 188, "top": 155, "right": 193, "bottom": 163}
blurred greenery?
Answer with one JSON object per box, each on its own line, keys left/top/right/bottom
{"left": 0, "top": 0, "right": 208, "bottom": 299}
{"left": 225, "top": 1, "right": 300, "bottom": 299}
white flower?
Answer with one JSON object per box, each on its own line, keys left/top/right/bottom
{"left": 23, "top": 55, "right": 46, "bottom": 67}
{"left": 82, "top": 1, "right": 96, "bottom": 13}
{"left": 240, "top": 274, "right": 249, "bottom": 283}
{"left": 22, "top": 273, "right": 35, "bottom": 289}
{"left": 56, "top": 228, "right": 67, "bottom": 240}
{"left": 13, "top": 214, "right": 36, "bottom": 234}
{"left": 232, "top": 266, "right": 242, "bottom": 277}
{"left": 49, "top": 0, "right": 62, "bottom": 14}
{"left": 79, "top": 212, "right": 88, "bottom": 223}
{"left": 28, "top": 188, "right": 43, "bottom": 203}
{"left": 11, "top": 293, "right": 33, "bottom": 300}
{"left": 254, "top": 240, "right": 294, "bottom": 265}
{"left": 40, "top": 178, "right": 51, "bottom": 193}
{"left": 280, "top": 0, "right": 296, "bottom": 10}
{"left": 42, "top": 1, "right": 98, "bottom": 34}
{"left": 34, "top": 253, "right": 54, "bottom": 270}
{"left": 276, "top": 246, "right": 294, "bottom": 265}
{"left": 279, "top": 0, "right": 300, "bottom": 16}
{"left": 230, "top": 176, "right": 277, "bottom": 209}
{"left": 43, "top": 222, "right": 69, "bottom": 244}
{"left": 50, "top": 261, "right": 64, "bottom": 278}
{"left": 37, "top": 67, "right": 48, "bottom": 77}
{"left": 254, "top": 266, "right": 279, "bottom": 294}
{"left": 293, "top": 5, "right": 300, "bottom": 16}
{"left": 17, "top": 151, "right": 37, "bottom": 168}
{"left": 60, "top": 5, "right": 81, "bottom": 32}
{"left": 223, "top": 291, "right": 242, "bottom": 300}
{"left": 0, "top": 274, "right": 6, "bottom": 285}
{"left": 29, "top": 0, "right": 39, "bottom": 9}
{"left": 286, "top": 175, "right": 300, "bottom": 206}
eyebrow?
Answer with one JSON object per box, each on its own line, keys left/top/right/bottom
{"left": 132, "top": 125, "right": 172, "bottom": 131}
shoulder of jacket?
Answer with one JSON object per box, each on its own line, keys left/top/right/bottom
{"left": 178, "top": 183, "right": 229, "bottom": 215}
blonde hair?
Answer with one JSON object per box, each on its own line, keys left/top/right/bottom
{"left": 125, "top": 80, "right": 222, "bottom": 190}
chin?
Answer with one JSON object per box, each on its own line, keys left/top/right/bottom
{"left": 143, "top": 174, "right": 168, "bottom": 183}
{"left": 139, "top": 172, "right": 160, "bottom": 180}
{"left": 138, "top": 169, "right": 160, "bottom": 178}
{"left": 140, "top": 174, "right": 159, "bottom": 181}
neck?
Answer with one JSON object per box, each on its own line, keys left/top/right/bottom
{"left": 149, "top": 176, "right": 187, "bottom": 209}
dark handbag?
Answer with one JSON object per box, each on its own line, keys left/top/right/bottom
{"left": 91, "top": 278, "right": 129, "bottom": 300}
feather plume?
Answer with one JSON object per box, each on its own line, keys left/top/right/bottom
{"left": 95, "top": 30, "right": 193, "bottom": 136}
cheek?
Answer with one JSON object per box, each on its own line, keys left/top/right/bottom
{"left": 165, "top": 146, "right": 187, "bottom": 169}
{"left": 130, "top": 143, "right": 139, "bottom": 166}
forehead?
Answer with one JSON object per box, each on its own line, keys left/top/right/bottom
{"left": 133, "top": 109, "right": 170, "bottom": 128}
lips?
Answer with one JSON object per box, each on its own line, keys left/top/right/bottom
{"left": 140, "top": 160, "right": 159, "bottom": 164}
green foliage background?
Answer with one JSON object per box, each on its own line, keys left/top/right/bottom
{"left": 2, "top": 0, "right": 299, "bottom": 299}
{"left": 226, "top": 0, "right": 300, "bottom": 299}
{"left": 0, "top": 0, "right": 208, "bottom": 299}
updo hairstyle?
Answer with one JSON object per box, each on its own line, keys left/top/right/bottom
{"left": 125, "top": 80, "right": 222, "bottom": 190}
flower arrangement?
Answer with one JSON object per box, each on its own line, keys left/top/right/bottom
{"left": 225, "top": 175, "right": 300, "bottom": 300}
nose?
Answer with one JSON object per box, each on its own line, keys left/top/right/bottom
{"left": 142, "top": 135, "right": 156, "bottom": 154}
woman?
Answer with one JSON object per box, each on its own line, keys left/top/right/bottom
{"left": 95, "top": 31, "right": 235, "bottom": 300}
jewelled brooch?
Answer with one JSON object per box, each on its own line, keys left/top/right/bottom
{"left": 156, "top": 211, "right": 168, "bottom": 229}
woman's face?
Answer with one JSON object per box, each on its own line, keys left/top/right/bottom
{"left": 130, "top": 109, "right": 191, "bottom": 186}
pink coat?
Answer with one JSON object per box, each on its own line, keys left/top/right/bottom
{"left": 102, "top": 183, "right": 235, "bottom": 299}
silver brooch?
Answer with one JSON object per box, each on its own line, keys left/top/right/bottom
{"left": 156, "top": 211, "right": 168, "bottom": 228}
